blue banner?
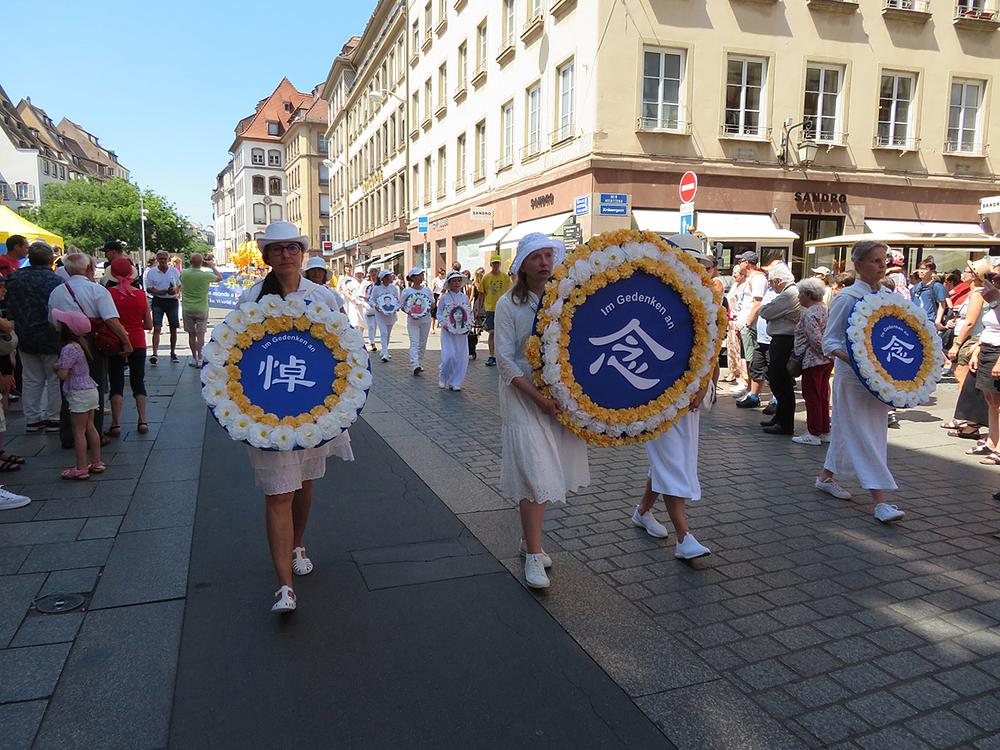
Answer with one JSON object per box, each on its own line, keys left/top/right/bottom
{"left": 567, "top": 271, "right": 694, "bottom": 410}
{"left": 238, "top": 331, "right": 338, "bottom": 419}
{"left": 208, "top": 273, "right": 259, "bottom": 309}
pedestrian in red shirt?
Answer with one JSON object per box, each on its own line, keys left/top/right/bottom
{"left": 0, "top": 235, "right": 28, "bottom": 277}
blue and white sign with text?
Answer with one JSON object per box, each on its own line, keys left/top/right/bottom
{"left": 574, "top": 195, "right": 591, "bottom": 216}
{"left": 598, "top": 193, "right": 630, "bottom": 217}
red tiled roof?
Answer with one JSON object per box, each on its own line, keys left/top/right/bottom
{"left": 229, "top": 77, "right": 314, "bottom": 152}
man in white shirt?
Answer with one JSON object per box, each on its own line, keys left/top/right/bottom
{"left": 735, "top": 251, "right": 768, "bottom": 408}
{"left": 48, "top": 253, "right": 132, "bottom": 445}
{"left": 144, "top": 251, "right": 182, "bottom": 364}
{"left": 430, "top": 267, "right": 447, "bottom": 332}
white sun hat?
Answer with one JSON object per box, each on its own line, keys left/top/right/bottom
{"left": 378, "top": 269, "right": 394, "bottom": 280}
{"left": 257, "top": 221, "right": 310, "bottom": 253}
{"left": 302, "top": 256, "right": 332, "bottom": 283}
{"left": 510, "top": 232, "right": 566, "bottom": 275}
{"left": 406, "top": 267, "right": 425, "bottom": 278}
{"left": 445, "top": 270, "right": 465, "bottom": 283}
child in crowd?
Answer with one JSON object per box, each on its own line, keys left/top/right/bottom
{"left": 436, "top": 271, "right": 473, "bottom": 391}
{"left": 53, "top": 310, "right": 105, "bottom": 480}
{"left": 401, "top": 268, "right": 435, "bottom": 376}
{"left": 495, "top": 233, "right": 589, "bottom": 589}
{"left": 371, "top": 269, "right": 400, "bottom": 363}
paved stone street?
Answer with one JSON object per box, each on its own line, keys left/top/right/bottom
{"left": 1, "top": 320, "right": 999, "bottom": 749}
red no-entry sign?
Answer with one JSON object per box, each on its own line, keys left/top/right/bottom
{"left": 679, "top": 171, "right": 698, "bottom": 203}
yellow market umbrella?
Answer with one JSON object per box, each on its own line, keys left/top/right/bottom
{"left": 0, "top": 205, "right": 64, "bottom": 247}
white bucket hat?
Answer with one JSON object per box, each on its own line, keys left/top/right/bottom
{"left": 445, "top": 270, "right": 465, "bottom": 283}
{"left": 406, "top": 267, "right": 425, "bottom": 278}
{"left": 378, "top": 269, "right": 394, "bottom": 280}
{"left": 302, "top": 256, "right": 331, "bottom": 282}
{"left": 257, "top": 221, "right": 310, "bottom": 255}
{"left": 510, "top": 232, "right": 566, "bottom": 275}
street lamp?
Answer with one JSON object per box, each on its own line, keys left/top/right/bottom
{"left": 778, "top": 118, "right": 818, "bottom": 168}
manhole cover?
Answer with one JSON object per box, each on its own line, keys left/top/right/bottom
{"left": 34, "top": 594, "right": 86, "bottom": 614}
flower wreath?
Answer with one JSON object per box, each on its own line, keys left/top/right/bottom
{"left": 404, "top": 290, "right": 433, "bottom": 319}
{"left": 846, "top": 291, "right": 944, "bottom": 408}
{"left": 200, "top": 294, "right": 371, "bottom": 451}
{"left": 526, "top": 229, "right": 727, "bottom": 447}
{"left": 374, "top": 290, "right": 400, "bottom": 315}
{"left": 441, "top": 301, "right": 473, "bottom": 334}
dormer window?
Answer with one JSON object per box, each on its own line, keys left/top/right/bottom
{"left": 267, "top": 121, "right": 281, "bottom": 136}
{"left": 283, "top": 101, "right": 293, "bottom": 112}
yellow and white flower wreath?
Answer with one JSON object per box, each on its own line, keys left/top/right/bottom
{"left": 200, "top": 294, "right": 371, "bottom": 450}
{"left": 846, "top": 291, "right": 943, "bottom": 409}
{"left": 526, "top": 230, "right": 727, "bottom": 447}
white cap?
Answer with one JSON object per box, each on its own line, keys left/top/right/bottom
{"left": 406, "top": 267, "right": 425, "bottom": 278}
{"left": 510, "top": 232, "right": 566, "bottom": 275}
{"left": 378, "top": 269, "right": 394, "bottom": 280}
{"left": 445, "top": 270, "right": 465, "bottom": 283}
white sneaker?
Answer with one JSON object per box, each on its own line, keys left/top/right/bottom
{"left": 675, "top": 533, "right": 711, "bottom": 560}
{"left": 792, "top": 434, "right": 822, "bottom": 446}
{"left": 0, "top": 486, "right": 30, "bottom": 511}
{"left": 450, "top": 386, "right": 462, "bottom": 391}
{"left": 820, "top": 433, "right": 831, "bottom": 443}
{"left": 874, "top": 503, "right": 905, "bottom": 523}
{"left": 523, "top": 554, "right": 550, "bottom": 588}
{"left": 730, "top": 384, "right": 749, "bottom": 398}
{"left": 518, "top": 539, "right": 552, "bottom": 568}
{"left": 815, "top": 477, "right": 852, "bottom": 500}
{"left": 631, "top": 506, "right": 670, "bottom": 538}
{"left": 438, "top": 380, "right": 447, "bottom": 389}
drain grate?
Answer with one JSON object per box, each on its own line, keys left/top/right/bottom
{"left": 34, "top": 594, "right": 86, "bottom": 614}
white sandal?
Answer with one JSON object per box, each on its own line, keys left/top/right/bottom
{"left": 292, "top": 547, "right": 314, "bottom": 576}
{"left": 271, "top": 585, "right": 296, "bottom": 613}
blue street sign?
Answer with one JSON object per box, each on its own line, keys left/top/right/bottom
{"left": 598, "top": 193, "right": 629, "bottom": 216}
{"left": 574, "top": 195, "right": 590, "bottom": 216}
{"left": 679, "top": 202, "right": 695, "bottom": 235}
{"left": 418, "top": 217, "right": 429, "bottom": 234}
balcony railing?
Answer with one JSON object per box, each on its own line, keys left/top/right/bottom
{"left": 453, "top": 78, "right": 468, "bottom": 102}
{"left": 637, "top": 117, "right": 692, "bottom": 134}
{"left": 496, "top": 36, "right": 515, "bottom": 64}
{"left": 471, "top": 62, "right": 487, "bottom": 87}
{"left": 719, "top": 123, "right": 772, "bottom": 140}
{"left": 807, "top": 0, "right": 860, "bottom": 10}
{"left": 455, "top": 175, "right": 467, "bottom": 191}
{"left": 551, "top": 121, "right": 575, "bottom": 145}
{"left": 521, "top": 141, "right": 544, "bottom": 160}
{"left": 496, "top": 154, "right": 514, "bottom": 172}
{"left": 550, "top": 0, "right": 575, "bottom": 14}
{"left": 873, "top": 134, "right": 920, "bottom": 151}
{"left": 435, "top": 99, "right": 448, "bottom": 117}
{"left": 473, "top": 165, "right": 486, "bottom": 183}
{"left": 883, "top": 0, "right": 932, "bottom": 19}
{"left": 944, "top": 140, "right": 989, "bottom": 156}
{"left": 521, "top": 13, "right": 544, "bottom": 42}
{"left": 954, "top": 2, "right": 1000, "bottom": 27}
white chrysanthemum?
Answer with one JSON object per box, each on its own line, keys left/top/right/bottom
{"left": 639, "top": 242, "right": 661, "bottom": 260}
{"left": 295, "top": 423, "right": 323, "bottom": 449}
{"left": 550, "top": 383, "right": 571, "bottom": 402}
{"left": 621, "top": 242, "right": 644, "bottom": 261}
{"left": 590, "top": 419, "right": 608, "bottom": 435}
{"left": 306, "top": 302, "right": 332, "bottom": 324}
{"left": 570, "top": 258, "right": 594, "bottom": 284}
{"left": 341, "top": 387, "right": 366, "bottom": 410}
{"left": 242, "top": 303, "right": 265, "bottom": 324}
{"left": 202, "top": 341, "right": 227, "bottom": 366}
{"left": 202, "top": 382, "right": 227, "bottom": 406}
{"left": 347, "top": 350, "right": 368, "bottom": 369}
{"left": 201, "top": 364, "right": 227, "bottom": 384}
{"left": 213, "top": 324, "right": 237, "bottom": 349}
{"left": 228, "top": 414, "right": 252, "bottom": 442}
{"left": 625, "top": 421, "right": 645, "bottom": 437}
{"left": 565, "top": 398, "right": 578, "bottom": 413}
{"left": 589, "top": 250, "right": 610, "bottom": 272}
{"left": 348, "top": 368, "right": 372, "bottom": 389}
{"left": 284, "top": 298, "right": 307, "bottom": 318}
{"left": 270, "top": 425, "right": 296, "bottom": 451}
{"left": 332, "top": 402, "right": 357, "bottom": 428}
{"left": 541, "top": 322, "right": 561, "bottom": 346}
{"left": 328, "top": 315, "right": 348, "bottom": 334}
{"left": 339, "top": 328, "right": 364, "bottom": 352}
{"left": 225, "top": 309, "right": 249, "bottom": 333}
{"left": 605, "top": 246, "right": 626, "bottom": 267}
{"left": 258, "top": 294, "right": 285, "bottom": 317}
{"left": 557, "top": 278, "right": 576, "bottom": 298}
{"left": 541, "top": 363, "right": 562, "bottom": 385}
{"left": 855, "top": 301, "right": 874, "bottom": 317}
{"left": 214, "top": 399, "right": 240, "bottom": 424}
{"left": 607, "top": 423, "right": 626, "bottom": 438}
{"left": 664, "top": 404, "right": 679, "bottom": 421}
{"left": 549, "top": 298, "right": 564, "bottom": 318}
{"left": 247, "top": 423, "right": 273, "bottom": 449}
{"left": 317, "top": 412, "right": 341, "bottom": 439}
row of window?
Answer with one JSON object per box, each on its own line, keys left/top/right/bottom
{"left": 40, "top": 158, "right": 67, "bottom": 180}
{"left": 651, "top": 48, "right": 988, "bottom": 155}
{"left": 344, "top": 175, "right": 407, "bottom": 240}
{"left": 285, "top": 132, "right": 330, "bottom": 161}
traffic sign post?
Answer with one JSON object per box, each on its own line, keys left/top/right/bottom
{"left": 679, "top": 171, "right": 698, "bottom": 204}
{"left": 417, "top": 217, "right": 429, "bottom": 234}
{"left": 679, "top": 202, "right": 695, "bottom": 235}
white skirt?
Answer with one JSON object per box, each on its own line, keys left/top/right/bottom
{"left": 247, "top": 431, "right": 354, "bottom": 496}
{"left": 646, "top": 411, "right": 701, "bottom": 501}
{"left": 823, "top": 363, "right": 897, "bottom": 491}
{"left": 348, "top": 303, "right": 365, "bottom": 328}
{"left": 499, "top": 384, "right": 589, "bottom": 505}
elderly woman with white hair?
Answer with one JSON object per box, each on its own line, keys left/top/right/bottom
{"left": 495, "top": 232, "right": 589, "bottom": 589}
{"left": 758, "top": 263, "right": 800, "bottom": 436}
{"left": 815, "top": 240, "right": 904, "bottom": 523}
{"left": 791, "top": 277, "right": 833, "bottom": 445}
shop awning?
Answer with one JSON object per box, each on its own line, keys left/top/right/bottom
{"left": 479, "top": 226, "right": 511, "bottom": 249}
{"left": 0, "top": 205, "right": 63, "bottom": 246}
{"left": 362, "top": 250, "right": 403, "bottom": 268}
{"left": 864, "top": 219, "right": 986, "bottom": 236}
{"left": 499, "top": 213, "right": 573, "bottom": 249}
{"left": 806, "top": 229, "right": 1000, "bottom": 249}
{"left": 633, "top": 209, "right": 680, "bottom": 234}
{"left": 694, "top": 212, "right": 798, "bottom": 243}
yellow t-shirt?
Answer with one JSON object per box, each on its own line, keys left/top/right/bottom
{"left": 479, "top": 271, "right": 511, "bottom": 312}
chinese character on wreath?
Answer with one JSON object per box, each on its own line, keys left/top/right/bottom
{"left": 588, "top": 318, "right": 674, "bottom": 390}
{"left": 259, "top": 354, "right": 317, "bottom": 392}
{"left": 880, "top": 335, "right": 915, "bottom": 365}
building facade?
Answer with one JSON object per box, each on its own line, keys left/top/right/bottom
{"left": 212, "top": 161, "right": 235, "bottom": 264}
{"left": 282, "top": 88, "right": 331, "bottom": 254}
{"left": 327, "top": 0, "right": 1000, "bottom": 278}
{"left": 17, "top": 98, "right": 98, "bottom": 183}
{"left": 55, "top": 118, "right": 129, "bottom": 182}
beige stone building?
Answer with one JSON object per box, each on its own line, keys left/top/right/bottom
{"left": 282, "top": 88, "right": 331, "bottom": 254}
{"left": 322, "top": 0, "right": 1000, "bottom": 277}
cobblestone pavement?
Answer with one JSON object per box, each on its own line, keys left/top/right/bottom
{"left": 372, "top": 327, "right": 1000, "bottom": 750}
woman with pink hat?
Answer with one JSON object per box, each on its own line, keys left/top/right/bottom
{"left": 105, "top": 258, "right": 153, "bottom": 437}
{"left": 53, "top": 309, "right": 106, "bottom": 480}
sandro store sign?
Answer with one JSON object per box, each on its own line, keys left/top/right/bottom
{"left": 794, "top": 191, "right": 848, "bottom": 204}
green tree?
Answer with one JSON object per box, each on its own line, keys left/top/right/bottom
{"left": 27, "top": 178, "right": 192, "bottom": 257}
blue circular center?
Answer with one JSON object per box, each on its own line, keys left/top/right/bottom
{"left": 871, "top": 315, "right": 923, "bottom": 381}
{"left": 567, "top": 271, "right": 695, "bottom": 410}
{"left": 239, "top": 331, "right": 337, "bottom": 418}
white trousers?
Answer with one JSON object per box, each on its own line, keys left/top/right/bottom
{"left": 439, "top": 330, "right": 469, "bottom": 388}
{"left": 365, "top": 314, "right": 377, "bottom": 347}
{"left": 20, "top": 352, "right": 61, "bottom": 423}
{"left": 407, "top": 315, "right": 432, "bottom": 369}
{"left": 375, "top": 312, "right": 396, "bottom": 359}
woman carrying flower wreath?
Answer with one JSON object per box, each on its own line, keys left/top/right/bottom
{"left": 814, "top": 240, "right": 904, "bottom": 523}
{"left": 371, "top": 269, "right": 399, "bottom": 362}
{"left": 436, "top": 270, "right": 473, "bottom": 391}
{"left": 240, "top": 221, "right": 354, "bottom": 613}
{"left": 496, "top": 233, "right": 590, "bottom": 589}
{"left": 401, "top": 267, "right": 434, "bottom": 375}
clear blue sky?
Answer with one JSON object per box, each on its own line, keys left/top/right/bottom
{"left": 5, "top": 0, "right": 374, "bottom": 227}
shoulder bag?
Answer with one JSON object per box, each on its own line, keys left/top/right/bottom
{"left": 65, "top": 283, "right": 124, "bottom": 356}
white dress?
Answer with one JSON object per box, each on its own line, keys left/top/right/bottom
{"left": 495, "top": 291, "right": 589, "bottom": 504}
{"left": 436, "top": 290, "right": 471, "bottom": 388}
{"left": 371, "top": 283, "right": 399, "bottom": 359}
{"left": 402, "top": 286, "right": 434, "bottom": 369}
{"left": 645, "top": 411, "right": 701, "bottom": 501}
{"left": 822, "top": 279, "right": 897, "bottom": 491}
{"left": 238, "top": 278, "right": 354, "bottom": 496}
